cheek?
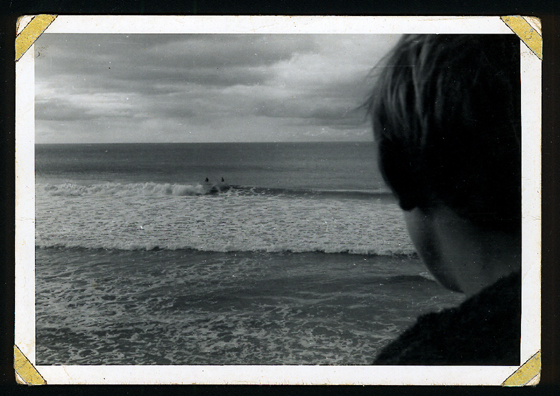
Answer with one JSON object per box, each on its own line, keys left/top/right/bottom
{"left": 403, "top": 209, "right": 461, "bottom": 292}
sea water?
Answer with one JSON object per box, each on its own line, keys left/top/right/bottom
{"left": 35, "top": 142, "right": 465, "bottom": 365}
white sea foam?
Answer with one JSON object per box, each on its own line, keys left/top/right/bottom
{"left": 41, "top": 182, "right": 209, "bottom": 197}
{"left": 36, "top": 182, "right": 415, "bottom": 255}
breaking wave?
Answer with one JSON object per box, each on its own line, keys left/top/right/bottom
{"left": 35, "top": 181, "right": 413, "bottom": 255}
{"left": 38, "top": 182, "right": 393, "bottom": 200}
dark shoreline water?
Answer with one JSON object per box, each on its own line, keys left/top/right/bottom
{"left": 36, "top": 248, "right": 464, "bottom": 365}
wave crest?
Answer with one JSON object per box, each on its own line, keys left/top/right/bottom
{"left": 38, "top": 181, "right": 393, "bottom": 200}
{"left": 40, "top": 182, "right": 215, "bottom": 197}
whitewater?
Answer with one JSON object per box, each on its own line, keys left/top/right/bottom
{"left": 36, "top": 181, "right": 415, "bottom": 255}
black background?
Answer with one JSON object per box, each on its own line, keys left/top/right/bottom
{"left": 1, "top": 1, "right": 559, "bottom": 395}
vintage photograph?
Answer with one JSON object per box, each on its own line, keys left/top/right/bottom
{"left": 15, "top": 16, "right": 541, "bottom": 385}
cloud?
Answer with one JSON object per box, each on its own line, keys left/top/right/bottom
{"left": 34, "top": 33, "right": 400, "bottom": 143}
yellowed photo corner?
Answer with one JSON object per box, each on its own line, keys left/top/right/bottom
{"left": 14, "top": 345, "right": 47, "bottom": 385}
{"left": 501, "top": 16, "right": 542, "bottom": 59}
{"left": 502, "top": 351, "right": 541, "bottom": 386}
{"left": 15, "top": 15, "right": 57, "bottom": 61}
{"left": 16, "top": 15, "right": 541, "bottom": 385}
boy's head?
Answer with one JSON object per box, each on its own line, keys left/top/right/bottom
{"left": 367, "top": 35, "right": 521, "bottom": 236}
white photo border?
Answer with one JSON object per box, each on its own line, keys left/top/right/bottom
{"left": 15, "top": 15, "right": 541, "bottom": 385}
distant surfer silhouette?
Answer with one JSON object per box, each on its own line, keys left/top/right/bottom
{"left": 217, "top": 177, "right": 230, "bottom": 192}
{"left": 201, "top": 177, "right": 230, "bottom": 194}
{"left": 201, "top": 177, "right": 213, "bottom": 194}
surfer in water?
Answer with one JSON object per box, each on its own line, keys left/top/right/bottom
{"left": 201, "top": 177, "right": 213, "bottom": 194}
{"left": 201, "top": 177, "right": 230, "bottom": 194}
{"left": 217, "top": 177, "right": 230, "bottom": 192}
{"left": 367, "top": 35, "right": 521, "bottom": 365}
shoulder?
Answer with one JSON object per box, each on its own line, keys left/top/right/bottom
{"left": 374, "top": 272, "right": 521, "bottom": 365}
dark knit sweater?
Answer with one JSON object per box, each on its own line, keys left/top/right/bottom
{"left": 374, "top": 271, "right": 521, "bottom": 365}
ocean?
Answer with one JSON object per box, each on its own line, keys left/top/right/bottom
{"left": 35, "top": 142, "right": 465, "bottom": 365}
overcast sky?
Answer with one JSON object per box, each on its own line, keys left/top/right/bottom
{"left": 34, "top": 34, "right": 400, "bottom": 144}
